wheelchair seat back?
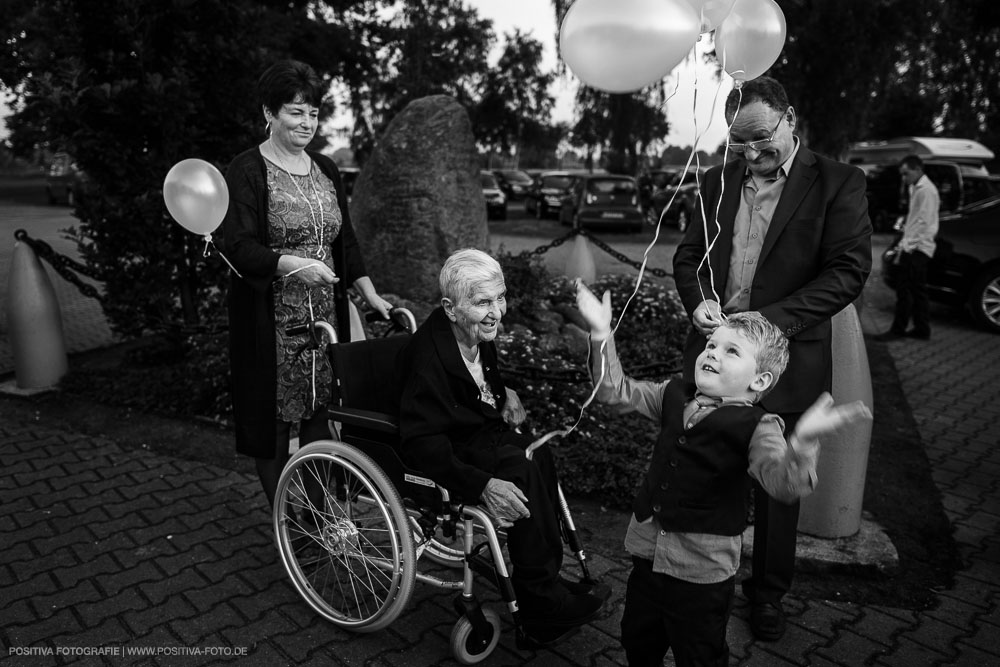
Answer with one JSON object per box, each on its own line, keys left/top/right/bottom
{"left": 328, "top": 334, "right": 439, "bottom": 507}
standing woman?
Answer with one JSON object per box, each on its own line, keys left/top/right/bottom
{"left": 222, "top": 60, "right": 391, "bottom": 509}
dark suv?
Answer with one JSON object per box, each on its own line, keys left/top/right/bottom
{"left": 860, "top": 161, "right": 1000, "bottom": 232}
{"left": 525, "top": 171, "right": 578, "bottom": 219}
{"left": 883, "top": 194, "right": 1000, "bottom": 333}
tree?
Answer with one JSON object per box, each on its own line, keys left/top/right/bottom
{"left": 570, "top": 86, "right": 671, "bottom": 175}
{"left": 471, "top": 29, "right": 557, "bottom": 164}
{"left": 346, "top": 0, "right": 493, "bottom": 162}
{"left": 0, "top": 0, "right": 379, "bottom": 336}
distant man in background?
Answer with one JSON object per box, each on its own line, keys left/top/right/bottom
{"left": 876, "top": 154, "right": 940, "bottom": 341}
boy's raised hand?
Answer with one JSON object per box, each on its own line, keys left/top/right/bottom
{"left": 795, "top": 392, "right": 873, "bottom": 443}
{"left": 575, "top": 279, "right": 612, "bottom": 341}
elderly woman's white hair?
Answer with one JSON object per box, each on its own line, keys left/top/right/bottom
{"left": 439, "top": 248, "right": 505, "bottom": 303}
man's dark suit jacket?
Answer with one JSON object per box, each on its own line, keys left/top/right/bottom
{"left": 672, "top": 146, "right": 873, "bottom": 415}
{"left": 396, "top": 307, "right": 512, "bottom": 501}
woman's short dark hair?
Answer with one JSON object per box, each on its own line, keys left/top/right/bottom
{"left": 257, "top": 59, "right": 325, "bottom": 114}
{"left": 725, "top": 75, "right": 790, "bottom": 119}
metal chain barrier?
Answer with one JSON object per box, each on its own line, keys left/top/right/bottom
{"left": 520, "top": 227, "right": 672, "bottom": 279}
{"left": 14, "top": 229, "right": 106, "bottom": 302}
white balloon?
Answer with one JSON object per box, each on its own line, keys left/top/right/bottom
{"left": 685, "top": 0, "right": 737, "bottom": 33}
{"left": 714, "top": 0, "right": 787, "bottom": 82}
{"left": 163, "top": 158, "right": 229, "bottom": 236}
{"left": 560, "top": 0, "right": 701, "bottom": 94}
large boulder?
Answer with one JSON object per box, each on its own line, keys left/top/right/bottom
{"left": 350, "top": 95, "right": 487, "bottom": 304}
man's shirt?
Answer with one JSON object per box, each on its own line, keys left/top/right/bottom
{"left": 899, "top": 173, "right": 940, "bottom": 258}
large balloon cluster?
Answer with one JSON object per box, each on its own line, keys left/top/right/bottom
{"left": 560, "top": 0, "right": 786, "bottom": 92}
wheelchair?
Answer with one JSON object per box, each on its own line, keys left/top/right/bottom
{"left": 271, "top": 308, "right": 600, "bottom": 664}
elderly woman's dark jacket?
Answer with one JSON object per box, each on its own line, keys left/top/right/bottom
{"left": 396, "top": 307, "right": 511, "bottom": 500}
{"left": 221, "top": 147, "right": 367, "bottom": 458}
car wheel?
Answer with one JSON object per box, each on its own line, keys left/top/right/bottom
{"left": 498, "top": 207, "right": 506, "bottom": 221}
{"left": 535, "top": 203, "right": 544, "bottom": 220}
{"left": 676, "top": 208, "right": 689, "bottom": 233}
{"left": 969, "top": 266, "right": 1000, "bottom": 334}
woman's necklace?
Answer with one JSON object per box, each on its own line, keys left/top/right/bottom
{"left": 269, "top": 139, "right": 325, "bottom": 260}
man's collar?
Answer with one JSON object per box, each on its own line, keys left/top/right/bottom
{"left": 743, "top": 136, "right": 801, "bottom": 182}
{"left": 693, "top": 391, "right": 754, "bottom": 408}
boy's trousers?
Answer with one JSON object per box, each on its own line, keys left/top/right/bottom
{"left": 621, "top": 556, "right": 734, "bottom": 667}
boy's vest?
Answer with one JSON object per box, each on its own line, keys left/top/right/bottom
{"left": 632, "top": 381, "right": 766, "bottom": 536}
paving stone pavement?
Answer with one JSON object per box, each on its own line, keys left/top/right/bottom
{"left": 2, "top": 214, "right": 999, "bottom": 664}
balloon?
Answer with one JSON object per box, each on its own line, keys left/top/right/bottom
{"left": 685, "top": 0, "right": 737, "bottom": 33}
{"left": 163, "top": 158, "right": 229, "bottom": 236}
{"left": 714, "top": 0, "right": 786, "bottom": 82}
{"left": 560, "top": 0, "right": 701, "bottom": 94}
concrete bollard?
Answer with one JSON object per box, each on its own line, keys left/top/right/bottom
{"left": 565, "top": 234, "right": 596, "bottom": 284}
{"left": 797, "top": 303, "right": 874, "bottom": 538}
{"left": 6, "top": 239, "right": 69, "bottom": 389}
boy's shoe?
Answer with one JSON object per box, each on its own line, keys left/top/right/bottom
{"left": 519, "top": 624, "right": 580, "bottom": 648}
{"left": 750, "top": 601, "right": 786, "bottom": 641}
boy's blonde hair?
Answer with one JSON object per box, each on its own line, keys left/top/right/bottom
{"left": 723, "top": 312, "right": 789, "bottom": 400}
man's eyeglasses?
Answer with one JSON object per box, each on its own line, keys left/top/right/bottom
{"left": 727, "top": 108, "right": 789, "bottom": 154}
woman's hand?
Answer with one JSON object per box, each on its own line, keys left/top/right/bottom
{"left": 575, "top": 279, "right": 612, "bottom": 340}
{"left": 278, "top": 255, "right": 338, "bottom": 287}
{"left": 692, "top": 299, "right": 722, "bottom": 336}
{"left": 480, "top": 478, "right": 529, "bottom": 528}
{"left": 354, "top": 276, "right": 392, "bottom": 319}
{"left": 502, "top": 388, "right": 526, "bottom": 427}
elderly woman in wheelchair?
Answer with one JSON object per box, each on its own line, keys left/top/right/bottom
{"left": 271, "top": 248, "right": 607, "bottom": 663}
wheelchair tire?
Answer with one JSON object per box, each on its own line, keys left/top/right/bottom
{"left": 450, "top": 607, "right": 501, "bottom": 664}
{"left": 274, "top": 440, "right": 416, "bottom": 632}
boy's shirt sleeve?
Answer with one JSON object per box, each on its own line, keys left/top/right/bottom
{"left": 588, "top": 333, "right": 669, "bottom": 422}
{"left": 747, "top": 413, "right": 818, "bottom": 504}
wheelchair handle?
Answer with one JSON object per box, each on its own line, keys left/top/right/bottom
{"left": 286, "top": 320, "right": 338, "bottom": 346}
{"left": 365, "top": 307, "right": 418, "bottom": 334}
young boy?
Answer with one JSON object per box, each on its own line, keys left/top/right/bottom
{"left": 575, "top": 282, "right": 871, "bottom": 667}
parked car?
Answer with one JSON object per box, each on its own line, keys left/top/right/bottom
{"left": 46, "top": 152, "right": 86, "bottom": 206}
{"left": 480, "top": 170, "right": 507, "bottom": 220}
{"left": 524, "top": 171, "right": 578, "bottom": 219}
{"left": 858, "top": 160, "right": 1000, "bottom": 232}
{"left": 849, "top": 137, "right": 1000, "bottom": 232}
{"left": 646, "top": 166, "right": 711, "bottom": 232}
{"left": 882, "top": 194, "right": 1000, "bottom": 333}
{"left": 492, "top": 169, "right": 534, "bottom": 200}
{"left": 558, "top": 174, "right": 644, "bottom": 233}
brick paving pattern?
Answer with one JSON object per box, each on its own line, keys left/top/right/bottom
{"left": 2, "top": 200, "right": 998, "bottom": 664}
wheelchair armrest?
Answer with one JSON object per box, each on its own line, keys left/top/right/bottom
{"left": 328, "top": 406, "right": 399, "bottom": 434}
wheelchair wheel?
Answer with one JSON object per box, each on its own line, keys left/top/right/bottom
{"left": 274, "top": 440, "right": 416, "bottom": 632}
{"left": 450, "top": 607, "right": 501, "bottom": 664}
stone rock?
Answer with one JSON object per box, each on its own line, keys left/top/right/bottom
{"left": 350, "top": 95, "right": 487, "bottom": 303}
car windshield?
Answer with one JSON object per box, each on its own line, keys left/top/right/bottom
{"left": 542, "top": 175, "right": 575, "bottom": 189}
{"left": 501, "top": 170, "right": 533, "bottom": 183}
{"left": 480, "top": 172, "right": 500, "bottom": 188}
{"left": 587, "top": 179, "right": 636, "bottom": 195}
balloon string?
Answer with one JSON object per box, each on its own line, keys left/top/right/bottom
{"left": 205, "top": 236, "right": 243, "bottom": 278}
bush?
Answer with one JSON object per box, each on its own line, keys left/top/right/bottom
{"left": 498, "top": 272, "right": 688, "bottom": 509}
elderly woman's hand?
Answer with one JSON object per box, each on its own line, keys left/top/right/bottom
{"left": 575, "top": 279, "right": 612, "bottom": 341}
{"left": 501, "top": 388, "right": 526, "bottom": 427}
{"left": 480, "top": 478, "right": 530, "bottom": 528}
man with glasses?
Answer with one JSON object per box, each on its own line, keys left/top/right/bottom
{"left": 672, "top": 76, "right": 872, "bottom": 642}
